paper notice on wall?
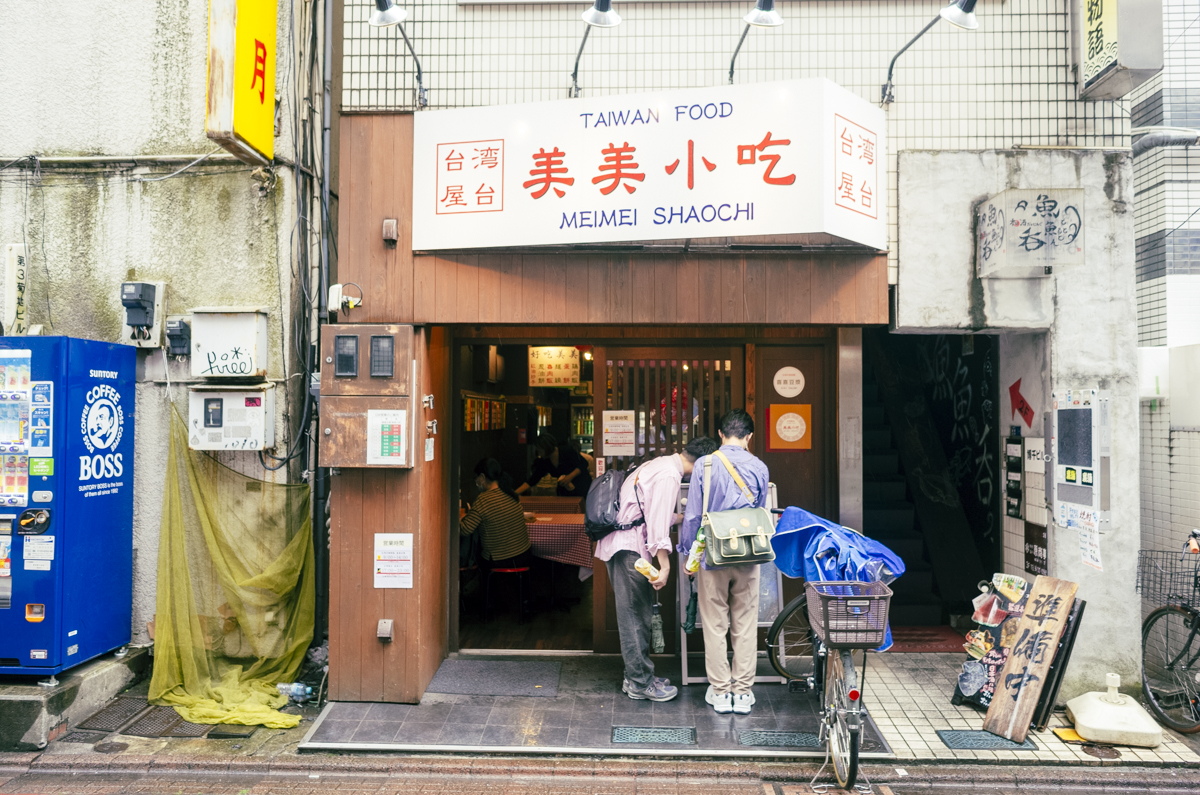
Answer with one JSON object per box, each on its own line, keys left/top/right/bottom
{"left": 366, "top": 409, "right": 408, "bottom": 466}
{"left": 374, "top": 533, "right": 413, "bottom": 589}
{"left": 1061, "top": 504, "right": 1098, "bottom": 535}
{"left": 602, "top": 411, "right": 636, "bottom": 457}
{"left": 1078, "top": 525, "right": 1103, "bottom": 571}
{"left": 425, "top": 437, "right": 435, "bottom": 462}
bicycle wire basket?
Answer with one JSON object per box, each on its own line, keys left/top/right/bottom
{"left": 805, "top": 580, "right": 893, "bottom": 650}
{"left": 1137, "top": 549, "right": 1200, "bottom": 607}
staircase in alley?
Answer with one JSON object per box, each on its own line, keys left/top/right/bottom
{"left": 862, "top": 366, "right": 943, "bottom": 626}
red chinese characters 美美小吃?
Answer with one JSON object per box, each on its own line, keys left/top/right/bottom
{"left": 664, "top": 140, "right": 716, "bottom": 190}
{"left": 592, "top": 142, "right": 645, "bottom": 195}
{"left": 736, "top": 132, "right": 795, "bottom": 186}
{"left": 523, "top": 147, "right": 574, "bottom": 199}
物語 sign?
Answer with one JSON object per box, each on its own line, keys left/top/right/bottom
{"left": 411, "top": 79, "right": 886, "bottom": 251}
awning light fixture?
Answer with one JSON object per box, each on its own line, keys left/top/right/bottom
{"left": 572, "top": 0, "right": 623, "bottom": 98}
{"left": 882, "top": 0, "right": 980, "bottom": 106}
{"left": 730, "top": 0, "right": 784, "bottom": 85}
{"left": 368, "top": 0, "right": 427, "bottom": 108}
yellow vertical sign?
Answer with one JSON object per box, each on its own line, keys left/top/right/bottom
{"left": 207, "top": 0, "right": 276, "bottom": 165}
{"left": 1083, "top": 0, "right": 1119, "bottom": 89}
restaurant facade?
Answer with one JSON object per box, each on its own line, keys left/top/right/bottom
{"left": 321, "top": 0, "right": 1148, "bottom": 708}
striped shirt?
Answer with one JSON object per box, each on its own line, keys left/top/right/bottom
{"left": 461, "top": 487, "right": 531, "bottom": 561}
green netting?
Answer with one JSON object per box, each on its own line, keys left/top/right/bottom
{"left": 149, "top": 408, "right": 314, "bottom": 728}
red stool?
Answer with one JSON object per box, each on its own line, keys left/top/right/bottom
{"left": 485, "top": 566, "right": 531, "bottom": 622}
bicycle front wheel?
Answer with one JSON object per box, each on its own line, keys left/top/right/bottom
{"left": 767, "top": 593, "right": 816, "bottom": 681}
{"left": 1143, "top": 605, "right": 1200, "bottom": 733}
{"left": 825, "top": 648, "right": 860, "bottom": 789}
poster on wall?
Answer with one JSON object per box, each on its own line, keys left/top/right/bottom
{"left": 602, "top": 410, "right": 636, "bottom": 457}
{"left": 374, "top": 533, "right": 413, "bottom": 589}
{"left": 528, "top": 346, "right": 580, "bottom": 387}
{"left": 767, "top": 404, "right": 811, "bottom": 451}
{"left": 1024, "top": 521, "right": 1049, "bottom": 576}
{"left": 366, "top": 409, "right": 408, "bottom": 466}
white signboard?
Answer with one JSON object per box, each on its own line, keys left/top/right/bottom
{"left": 374, "top": 533, "right": 413, "bottom": 589}
{"left": 977, "top": 189, "right": 1085, "bottom": 279}
{"left": 412, "top": 79, "right": 886, "bottom": 250}
{"left": 528, "top": 346, "right": 581, "bottom": 387}
{"left": 773, "top": 366, "right": 805, "bottom": 398}
{"left": 602, "top": 410, "right": 636, "bottom": 457}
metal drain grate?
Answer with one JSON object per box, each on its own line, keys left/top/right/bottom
{"left": 738, "top": 730, "right": 822, "bottom": 748}
{"left": 59, "top": 730, "right": 110, "bottom": 745}
{"left": 937, "top": 729, "right": 1038, "bottom": 751}
{"left": 161, "top": 719, "right": 212, "bottom": 738}
{"left": 612, "top": 726, "right": 697, "bottom": 744}
{"left": 122, "top": 705, "right": 194, "bottom": 738}
{"left": 78, "top": 697, "right": 151, "bottom": 732}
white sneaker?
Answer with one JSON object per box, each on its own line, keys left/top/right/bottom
{"left": 705, "top": 685, "right": 733, "bottom": 714}
{"left": 732, "top": 691, "right": 756, "bottom": 714}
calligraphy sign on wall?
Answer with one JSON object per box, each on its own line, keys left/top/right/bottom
{"left": 528, "top": 346, "right": 580, "bottom": 387}
{"left": 1076, "top": 0, "right": 1163, "bottom": 101}
{"left": 976, "top": 189, "right": 1085, "bottom": 279}
{"left": 412, "top": 79, "right": 886, "bottom": 250}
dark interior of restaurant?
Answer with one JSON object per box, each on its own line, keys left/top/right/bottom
{"left": 455, "top": 344, "right": 596, "bottom": 651}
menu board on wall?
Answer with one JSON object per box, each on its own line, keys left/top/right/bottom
{"left": 528, "top": 346, "right": 580, "bottom": 387}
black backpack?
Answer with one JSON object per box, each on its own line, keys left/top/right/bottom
{"left": 584, "top": 462, "right": 645, "bottom": 542}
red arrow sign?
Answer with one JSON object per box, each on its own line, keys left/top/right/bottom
{"left": 1009, "top": 378, "right": 1034, "bottom": 428}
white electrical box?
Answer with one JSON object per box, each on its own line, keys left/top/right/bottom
{"left": 190, "top": 307, "right": 269, "bottom": 379}
{"left": 187, "top": 384, "right": 275, "bottom": 451}
{"left": 1050, "top": 389, "right": 1110, "bottom": 534}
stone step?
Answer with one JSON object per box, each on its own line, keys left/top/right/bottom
{"left": 863, "top": 503, "right": 915, "bottom": 534}
{"left": 890, "top": 596, "right": 944, "bottom": 627}
{"left": 863, "top": 405, "right": 887, "bottom": 428}
{"left": 864, "top": 427, "right": 893, "bottom": 453}
{"left": 864, "top": 476, "right": 907, "bottom": 502}
{"left": 864, "top": 452, "right": 899, "bottom": 476}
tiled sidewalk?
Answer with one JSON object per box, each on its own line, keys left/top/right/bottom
{"left": 865, "top": 652, "right": 1200, "bottom": 765}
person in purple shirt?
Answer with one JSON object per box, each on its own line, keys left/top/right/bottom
{"left": 678, "top": 408, "right": 770, "bottom": 715}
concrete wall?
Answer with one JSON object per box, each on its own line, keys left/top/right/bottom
{"left": 898, "top": 150, "right": 1141, "bottom": 698}
{"left": 0, "top": 1, "right": 310, "bottom": 647}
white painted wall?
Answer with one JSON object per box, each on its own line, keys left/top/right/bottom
{"left": 0, "top": 0, "right": 313, "bottom": 647}
{"left": 898, "top": 150, "right": 1141, "bottom": 698}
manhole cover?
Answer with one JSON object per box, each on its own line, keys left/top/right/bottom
{"left": 59, "top": 730, "right": 110, "bottom": 745}
{"left": 738, "top": 730, "right": 821, "bottom": 748}
{"left": 208, "top": 724, "right": 257, "bottom": 739}
{"left": 936, "top": 729, "right": 1038, "bottom": 751}
{"left": 1081, "top": 743, "right": 1121, "bottom": 759}
{"left": 612, "top": 726, "right": 697, "bottom": 744}
{"left": 78, "top": 697, "right": 151, "bottom": 732}
{"left": 122, "top": 705, "right": 189, "bottom": 738}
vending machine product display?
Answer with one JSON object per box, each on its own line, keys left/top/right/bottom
{"left": 0, "top": 337, "right": 135, "bottom": 675}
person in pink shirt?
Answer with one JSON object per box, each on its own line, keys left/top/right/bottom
{"left": 594, "top": 436, "right": 719, "bottom": 702}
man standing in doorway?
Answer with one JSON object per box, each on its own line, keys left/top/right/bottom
{"left": 595, "top": 436, "right": 719, "bottom": 702}
{"left": 679, "top": 409, "right": 769, "bottom": 715}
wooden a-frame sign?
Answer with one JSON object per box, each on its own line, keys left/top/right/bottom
{"left": 982, "top": 575, "right": 1079, "bottom": 744}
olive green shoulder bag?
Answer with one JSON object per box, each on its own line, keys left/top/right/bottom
{"left": 701, "top": 451, "right": 776, "bottom": 568}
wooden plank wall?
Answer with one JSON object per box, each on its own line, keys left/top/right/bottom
{"left": 338, "top": 114, "right": 888, "bottom": 327}
{"left": 327, "top": 327, "right": 452, "bottom": 703}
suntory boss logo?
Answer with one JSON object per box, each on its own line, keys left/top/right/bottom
{"left": 79, "top": 384, "right": 124, "bottom": 481}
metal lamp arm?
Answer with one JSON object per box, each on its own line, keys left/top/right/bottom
{"left": 571, "top": 25, "right": 592, "bottom": 98}
{"left": 729, "top": 24, "right": 752, "bottom": 85}
{"left": 881, "top": 14, "right": 941, "bottom": 105}
{"left": 396, "top": 23, "right": 427, "bottom": 108}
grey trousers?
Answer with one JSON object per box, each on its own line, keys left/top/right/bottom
{"left": 605, "top": 550, "right": 656, "bottom": 690}
{"left": 697, "top": 563, "right": 761, "bottom": 695}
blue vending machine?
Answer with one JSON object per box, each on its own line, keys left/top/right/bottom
{"left": 0, "top": 337, "right": 135, "bottom": 676}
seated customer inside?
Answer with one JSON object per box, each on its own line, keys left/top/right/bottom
{"left": 460, "top": 457, "right": 533, "bottom": 571}
{"left": 515, "top": 432, "right": 593, "bottom": 499}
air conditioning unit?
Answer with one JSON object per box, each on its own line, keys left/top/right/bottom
{"left": 187, "top": 384, "right": 275, "bottom": 451}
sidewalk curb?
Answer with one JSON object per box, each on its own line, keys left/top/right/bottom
{"left": 4, "top": 750, "right": 1200, "bottom": 783}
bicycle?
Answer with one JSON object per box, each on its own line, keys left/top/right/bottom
{"left": 1137, "top": 529, "right": 1200, "bottom": 733}
{"left": 767, "top": 580, "right": 892, "bottom": 790}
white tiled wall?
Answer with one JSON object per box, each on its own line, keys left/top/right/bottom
{"left": 342, "top": 0, "right": 1132, "bottom": 282}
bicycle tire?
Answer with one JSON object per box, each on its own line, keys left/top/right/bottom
{"left": 826, "top": 648, "right": 860, "bottom": 789}
{"left": 767, "top": 593, "right": 816, "bottom": 681}
{"left": 1142, "top": 605, "right": 1200, "bottom": 733}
